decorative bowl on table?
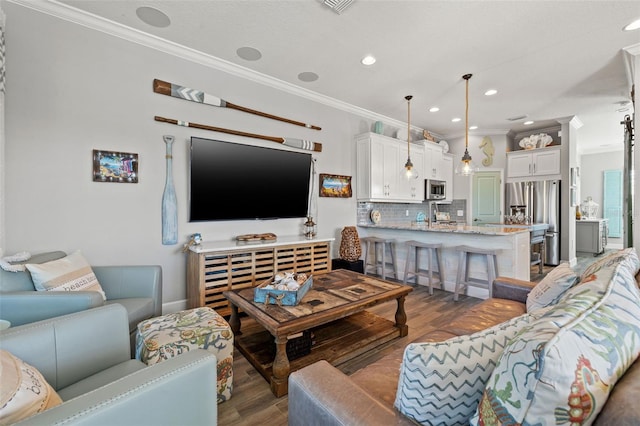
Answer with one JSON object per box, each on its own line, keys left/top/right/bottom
{"left": 254, "top": 272, "right": 312, "bottom": 306}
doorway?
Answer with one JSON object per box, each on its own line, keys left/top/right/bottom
{"left": 471, "top": 171, "right": 502, "bottom": 225}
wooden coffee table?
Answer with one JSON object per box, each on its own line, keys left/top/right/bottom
{"left": 223, "top": 269, "right": 413, "bottom": 397}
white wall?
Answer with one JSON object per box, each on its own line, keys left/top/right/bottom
{"left": 2, "top": 3, "right": 385, "bottom": 309}
{"left": 449, "top": 132, "right": 508, "bottom": 221}
{"left": 579, "top": 150, "right": 624, "bottom": 247}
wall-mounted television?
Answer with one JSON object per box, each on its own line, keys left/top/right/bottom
{"left": 189, "top": 137, "right": 313, "bottom": 221}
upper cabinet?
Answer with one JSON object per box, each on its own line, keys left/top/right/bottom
{"left": 440, "top": 153, "right": 454, "bottom": 202}
{"left": 506, "top": 146, "right": 561, "bottom": 182}
{"left": 423, "top": 141, "right": 448, "bottom": 181}
{"left": 423, "top": 141, "right": 453, "bottom": 202}
{"left": 356, "top": 132, "right": 424, "bottom": 203}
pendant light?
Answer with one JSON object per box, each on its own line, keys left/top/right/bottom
{"left": 455, "top": 74, "right": 479, "bottom": 176}
{"left": 402, "top": 95, "right": 419, "bottom": 180}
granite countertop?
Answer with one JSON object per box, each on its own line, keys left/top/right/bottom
{"left": 485, "top": 223, "right": 550, "bottom": 232}
{"left": 358, "top": 222, "right": 529, "bottom": 236}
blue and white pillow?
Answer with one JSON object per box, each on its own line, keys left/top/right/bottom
{"left": 472, "top": 248, "right": 640, "bottom": 425}
{"left": 526, "top": 262, "right": 578, "bottom": 312}
{"left": 394, "top": 308, "right": 548, "bottom": 425}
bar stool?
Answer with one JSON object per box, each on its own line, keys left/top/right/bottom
{"left": 403, "top": 240, "right": 444, "bottom": 294}
{"left": 530, "top": 230, "right": 546, "bottom": 276}
{"left": 453, "top": 245, "right": 499, "bottom": 301}
{"left": 360, "top": 236, "right": 397, "bottom": 280}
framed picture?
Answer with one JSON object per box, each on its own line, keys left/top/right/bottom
{"left": 319, "top": 174, "right": 352, "bottom": 198}
{"left": 93, "top": 150, "right": 138, "bottom": 183}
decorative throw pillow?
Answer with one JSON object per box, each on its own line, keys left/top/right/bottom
{"left": 579, "top": 247, "right": 639, "bottom": 282}
{"left": 394, "top": 309, "right": 549, "bottom": 425}
{"left": 526, "top": 262, "right": 578, "bottom": 312}
{"left": 472, "top": 251, "right": 640, "bottom": 426}
{"left": 0, "top": 350, "right": 63, "bottom": 424}
{"left": 25, "top": 250, "right": 106, "bottom": 300}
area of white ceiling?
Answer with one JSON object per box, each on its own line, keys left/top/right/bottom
{"left": 50, "top": 0, "right": 640, "bottom": 153}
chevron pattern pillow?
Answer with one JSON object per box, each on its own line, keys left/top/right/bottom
{"left": 394, "top": 310, "right": 544, "bottom": 425}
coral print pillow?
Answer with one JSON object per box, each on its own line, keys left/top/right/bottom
{"left": 26, "top": 250, "right": 106, "bottom": 300}
{"left": 472, "top": 249, "right": 640, "bottom": 425}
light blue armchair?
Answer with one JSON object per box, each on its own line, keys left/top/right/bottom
{"left": 0, "top": 304, "right": 217, "bottom": 425}
{"left": 0, "top": 251, "right": 162, "bottom": 344}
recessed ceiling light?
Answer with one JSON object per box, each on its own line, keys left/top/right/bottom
{"left": 136, "top": 6, "right": 171, "bottom": 28}
{"left": 361, "top": 55, "right": 376, "bottom": 65}
{"left": 484, "top": 89, "right": 498, "bottom": 96}
{"left": 451, "top": 117, "right": 461, "bottom": 123}
{"left": 429, "top": 107, "right": 440, "bottom": 113}
{"left": 524, "top": 120, "right": 534, "bottom": 125}
{"left": 236, "top": 47, "right": 262, "bottom": 61}
{"left": 298, "top": 72, "right": 319, "bottom": 82}
{"left": 469, "top": 125, "right": 478, "bottom": 130}
{"left": 624, "top": 18, "right": 640, "bottom": 31}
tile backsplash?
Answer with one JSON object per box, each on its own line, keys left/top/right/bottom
{"left": 357, "top": 200, "right": 467, "bottom": 225}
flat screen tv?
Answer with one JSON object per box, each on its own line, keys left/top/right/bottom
{"left": 189, "top": 137, "right": 313, "bottom": 221}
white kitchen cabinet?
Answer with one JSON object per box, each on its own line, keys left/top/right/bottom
{"left": 399, "top": 146, "right": 424, "bottom": 201}
{"left": 356, "top": 132, "right": 424, "bottom": 203}
{"left": 506, "top": 146, "right": 561, "bottom": 182}
{"left": 441, "top": 153, "right": 453, "bottom": 202}
{"left": 423, "top": 141, "right": 453, "bottom": 202}
{"left": 423, "top": 141, "right": 446, "bottom": 180}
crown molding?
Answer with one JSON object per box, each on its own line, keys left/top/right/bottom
{"left": 8, "top": 0, "right": 412, "bottom": 130}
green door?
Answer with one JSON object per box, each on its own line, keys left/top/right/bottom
{"left": 472, "top": 171, "right": 502, "bottom": 225}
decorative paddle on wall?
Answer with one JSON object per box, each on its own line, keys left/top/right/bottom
{"left": 161, "top": 135, "right": 178, "bottom": 245}
{"left": 153, "top": 79, "right": 321, "bottom": 131}
{"left": 154, "top": 116, "right": 323, "bottom": 152}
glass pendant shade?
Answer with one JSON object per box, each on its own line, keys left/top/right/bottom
{"left": 402, "top": 95, "right": 419, "bottom": 180}
{"left": 455, "top": 148, "right": 479, "bottom": 176}
{"left": 455, "top": 73, "right": 477, "bottom": 176}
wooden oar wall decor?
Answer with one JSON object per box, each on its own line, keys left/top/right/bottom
{"left": 154, "top": 116, "right": 323, "bottom": 152}
{"left": 153, "top": 79, "right": 321, "bottom": 131}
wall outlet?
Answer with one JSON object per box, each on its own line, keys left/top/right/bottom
{"left": 457, "top": 210, "right": 464, "bottom": 217}
{"left": 405, "top": 210, "right": 409, "bottom": 216}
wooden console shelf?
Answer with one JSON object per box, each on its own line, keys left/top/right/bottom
{"left": 186, "top": 237, "right": 333, "bottom": 317}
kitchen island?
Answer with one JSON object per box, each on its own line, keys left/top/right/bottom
{"left": 357, "top": 222, "right": 531, "bottom": 299}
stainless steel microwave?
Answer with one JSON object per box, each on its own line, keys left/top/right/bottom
{"left": 425, "top": 179, "right": 446, "bottom": 200}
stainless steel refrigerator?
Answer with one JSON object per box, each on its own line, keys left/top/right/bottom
{"left": 506, "top": 180, "right": 561, "bottom": 265}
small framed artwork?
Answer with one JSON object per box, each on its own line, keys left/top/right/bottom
{"left": 319, "top": 174, "right": 352, "bottom": 198}
{"left": 93, "top": 150, "right": 138, "bottom": 183}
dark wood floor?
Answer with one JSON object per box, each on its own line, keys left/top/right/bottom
{"left": 218, "top": 254, "right": 605, "bottom": 424}
{"left": 218, "top": 282, "right": 485, "bottom": 425}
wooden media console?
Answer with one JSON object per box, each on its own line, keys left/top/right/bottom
{"left": 186, "top": 236, "right": 334, "bottom": 317}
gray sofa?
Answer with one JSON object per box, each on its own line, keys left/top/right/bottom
{"left": 0, "top": 304, "right": 218, "bottom": 425}
{"left": 0, "top": 251, "right": 162, "bottom": 343}
{"left": 289, "top": 274, "right": 640, "bottom": 425}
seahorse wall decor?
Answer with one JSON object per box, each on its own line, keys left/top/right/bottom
{"left": 480, "top": 136, "right": 495, "bottom": 167}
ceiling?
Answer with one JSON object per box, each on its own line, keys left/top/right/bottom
{"left": 54, "top": 0, "right": 640, "bottom": 153}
